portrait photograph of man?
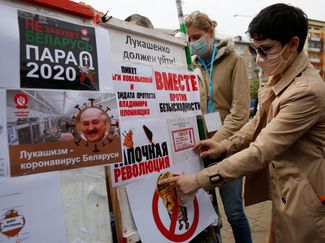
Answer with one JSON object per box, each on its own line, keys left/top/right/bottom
{"left": 77, "top": 107, "right": 111, "bottom": 143}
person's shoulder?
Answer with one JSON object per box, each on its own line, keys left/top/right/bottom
{"left": 297, "top": 64, "right": 325, "bottom": 98}
{"left": 281, "top": 65, "right": 325, "bottom": 108}
{"left": 217, "top": 39, "right": 242, "bottom": 61}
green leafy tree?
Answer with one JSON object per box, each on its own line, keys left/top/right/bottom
{"left": 250, "top": 78, "right": 259, "bottom": 100}
{"left": 249, "top": 78, "right": 260, "bottom": 117}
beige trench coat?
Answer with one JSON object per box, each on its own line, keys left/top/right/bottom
{"left": 197, "top": 52, "right": 325, "bottom": 243}
{"left": 193, "top": 39, "right": 250, "bottom": 142}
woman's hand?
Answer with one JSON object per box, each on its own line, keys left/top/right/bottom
{"left": 193, "top": 139, "right": 226, "bottom": 159}
{"left": 158, "top": 174, "right": 201, "bottom": 195}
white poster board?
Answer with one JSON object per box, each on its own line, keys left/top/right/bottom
{"left": 0, "top": 0, "right": 207, "bottom": 242}
{"left": 108, "top": 28, "right": 187, "bottom": 70}
{"left": 126, "top": 159, "right": 217, "bottom": 243}
{"left": 0, "top": 1, "right": 116, "bottom": 242}
{"left": 0, "top": 172, "right": 66, "bottom": 243}
{"left": 0, "top": 89, "right": 9, "bottom": 178}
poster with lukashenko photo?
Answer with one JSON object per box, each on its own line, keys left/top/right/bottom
{"left": 5, "top": 89, "right": 122, "bottom": 177}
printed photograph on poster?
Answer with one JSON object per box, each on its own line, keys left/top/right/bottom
{"left": 126, "top": 159, "right": 217, "bottom": 243}
{"left": 110, "top": 118, "right": 173, "bottom": 187}
{"left": 18, "top": 10, "right": 99, "bottom": 90}
{"left": 0, "top": 172, "right": 67, "bottom": 243}
{"left": 6, "top": 89, "right": 122, "bottom": 177}
{"left": 167, "top": 116, "right": 201, "bottom": 165}
{"left": 153, "top": 67, "right": 201, "bottom": 118}
{"left": 111, "top": 61, "right": 159, "bottom": 119}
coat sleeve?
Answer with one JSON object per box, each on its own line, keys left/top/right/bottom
{"left": 220, "top": 110, "right": 260, "bottom": 156}
{"left": 197, "top": 86, "right": 321, "bottom": 191}
{"left": 211, "top": 56, "right": 250, "bottom": 142}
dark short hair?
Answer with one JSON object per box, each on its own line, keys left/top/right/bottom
{"left": 248, "top": 3, "right": 308, "bottom": 52}
{"left": 124, "top": 14, "right": 153, "bottom": 29}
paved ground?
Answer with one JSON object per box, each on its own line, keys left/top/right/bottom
{"left": 216, "top": 189, "right": 272, "bottom": 243}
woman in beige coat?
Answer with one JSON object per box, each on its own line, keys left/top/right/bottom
{"left": 185, "top": 12, "right": 252, "bottom": 243}
{"left": 160, "top": 4, "right": 325, "bottom": 243}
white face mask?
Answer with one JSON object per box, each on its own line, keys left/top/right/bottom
{"left": 256, "top": 44, "right": 292, "bottom": 76}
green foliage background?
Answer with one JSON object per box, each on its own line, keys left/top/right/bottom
{"left": 250, "top": 78, "right": 259, "bottom": 100}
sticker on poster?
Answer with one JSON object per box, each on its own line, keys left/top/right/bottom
{"left": 172, "top": 128, "right": 195, "bottom": 152}
{"left": 110, "top": 119, "right": 173, "bottom": 187}
{"left": 6, "top": 89, "right": 122, "bottom": 177}
{"left": 18, "top": 10, "right": 99, "bottom": 90}
{"left": 167, "top": 116, "right": 200, "bottom": 165}
{"left": 0, "top": 209, "right": 26, "bottom": 240}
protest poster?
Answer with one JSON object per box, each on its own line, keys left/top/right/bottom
{"left": 153, "top": 67, "right": 201, "bottom": 118}
{"left": 111, "top": 62, "right": 159, "bottom": 119}
{"left": 167, "top": 116, "right": 201, "bottom": 166}
{"left": 4, "top": 89, "right": 122, "bottom": 177}
{"left": 0, "top": 4, "right": 111, "bottom": 91}
{"left": 108, "top": 28, "right": 187, "bottom": 69}
{"left": 126, "top": 159, "right": 217, "bottom": 243}
{"left": 110, "top": 118, "right": 173, "bottom": 187}
{"left": 18, "top": 10, "right": 99, "bottom": 90}
{"left": 0, "top": 172, "right": 66, "bottom": 243}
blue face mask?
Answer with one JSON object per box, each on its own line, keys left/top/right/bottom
{"left": 190, "top": 34, "right": 210, "bottom": 58}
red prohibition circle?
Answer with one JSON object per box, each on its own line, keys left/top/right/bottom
{"left": 152, "top": 191, "right": 199, "bottom": 242}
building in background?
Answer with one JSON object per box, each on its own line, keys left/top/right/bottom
{"left": 306, "top": 19, "right": 325, "bottom": 80}
{"left": 233, "top": 35, "right": 264, "bottom": 83}
{"left": 233, "top": 35, "right": 265, "bottom": 117}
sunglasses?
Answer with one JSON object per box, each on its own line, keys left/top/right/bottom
{"left": 248, "top": 45, "right": 273, "bottom": 57}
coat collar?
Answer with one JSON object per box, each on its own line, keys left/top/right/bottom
{"left": 215, "top": 39, "right": 234, "bottom": 60}
{"left": 271, "top": 51, "right": 309, "bottom": 96}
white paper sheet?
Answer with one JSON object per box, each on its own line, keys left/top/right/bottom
{"left": 0, "top": 172, "right": 67, "bottom": 243}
